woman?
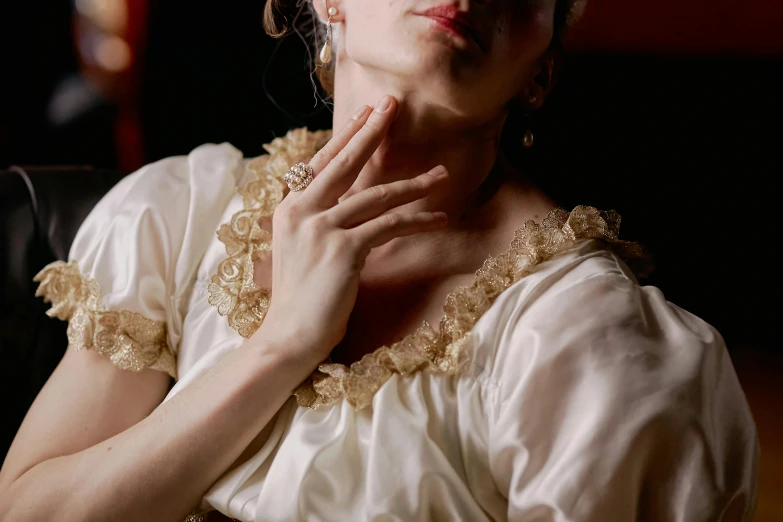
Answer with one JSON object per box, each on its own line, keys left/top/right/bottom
{"left": 0, "top": 0, "right": 759, "bottom": 520}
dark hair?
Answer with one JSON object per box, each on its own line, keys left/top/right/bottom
{"left": 263, "top": 0, "right": 586, "bottom": 96}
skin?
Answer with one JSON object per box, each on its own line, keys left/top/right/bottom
{"left": 0, "top": 1, "right": 563, "bottom": 520}
{"left": 300, "top": 0, "right": 561, "bottom": 363}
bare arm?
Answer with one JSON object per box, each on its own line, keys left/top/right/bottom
{"left": 0, "top": 337, "right": 319, "bottom": 522}
{"left": 0, "top": 94, "right": 446, "bottom": 522}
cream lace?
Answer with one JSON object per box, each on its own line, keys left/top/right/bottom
{"left": 34, "top": 260, "right": 177, "bottom": 378}
{"left": 207, "top": 128, "right": 332, "bottom": 338}
{"left": 208, "top": 127, "right": 651, "bottom": 410}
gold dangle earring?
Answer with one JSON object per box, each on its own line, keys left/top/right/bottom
{"left": 320, "top": 4, "right": 338, "bottom": 64}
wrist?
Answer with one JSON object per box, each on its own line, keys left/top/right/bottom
{"left": 248, "top": 325, "right": 330, "bottom": 371}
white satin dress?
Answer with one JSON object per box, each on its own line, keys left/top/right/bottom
{"left": 34, "top": 128, "right": 759, "bottom": 522}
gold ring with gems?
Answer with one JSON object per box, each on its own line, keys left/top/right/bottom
{"left": 283, "top": 162, "right": 314, "bottom": 192}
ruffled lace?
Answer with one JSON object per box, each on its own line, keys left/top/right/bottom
{"left": 34, "top": 260, "right": 177, "bottom": 378}
{"left": 295, "top": 206, "right": 652, "bottom": 410}
{"left": 208, "top": 127, "right": 652, "bottom": 411}
{"left": 207, "top": 128, "right": 332, "bottom": 338}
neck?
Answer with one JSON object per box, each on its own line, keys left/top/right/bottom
{"left": 333, "top": 61, "right": 510, "bottom": 224}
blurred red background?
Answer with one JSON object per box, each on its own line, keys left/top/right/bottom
{"left": 569, "top": 0, "right": 783, "bottom": 55}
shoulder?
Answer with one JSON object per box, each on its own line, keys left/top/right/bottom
{"left": 99, "top": 142, "right": 243, "bottom": 209}
{"left": 482, "top": 240, "right": 759, "bottom": 520}
{"left": 481, "top": 240, "right": 758, "bottom": 516}
{"left": 58, "top": 142, "right": 249, "bottom": 332}
{"left": 70, "top": 143, "right": 245, "bottom": 259}
{"left": 482, "top": 239, "right": 735, "bottom": 409}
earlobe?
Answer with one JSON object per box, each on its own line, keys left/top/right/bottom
{"left": 313, "top": 0, "right": 345, "bottom": 23}
{"left": 526, "top": 51, "right": 559, "bottom": 110}
{"left": 539, "top": 52, "right": 560, "bottom": 92}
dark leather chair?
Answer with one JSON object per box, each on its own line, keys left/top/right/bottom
{"left": 0, "top": 166, "right": 124, "bottom": 459}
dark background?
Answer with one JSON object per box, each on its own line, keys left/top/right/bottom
{"left": 1, "top": 0, "right": 781, "bottom": 518}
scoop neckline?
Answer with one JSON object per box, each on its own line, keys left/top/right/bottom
{"left": 207, "top": 127, "right": 651, "bottom": 411}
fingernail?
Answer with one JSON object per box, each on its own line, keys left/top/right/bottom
{"left": 352, "top": 105, "right": 370, "bottom": 120}
{"left": 429, "top": 166, "right": 448, "bottom": 179}
{"left": 375, "top": 95, "right": 392, "bottom": 112}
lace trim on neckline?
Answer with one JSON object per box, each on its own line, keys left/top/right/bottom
{"left": 207, "top": 128, "right": 332, "bottom": 338}
{"left": 208, "top": 127, "right": 652, "bottom": 411}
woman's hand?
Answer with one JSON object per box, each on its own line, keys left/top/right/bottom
{"left": 255, "top": 95, "right": 449, "bottom": 364}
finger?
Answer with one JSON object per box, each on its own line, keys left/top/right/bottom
{"left": 306, "top": 95, "right": 397, "bottom": 204}
{"left": 307, "top": 104, "right": 373, "bottom": 175}
{"left": 328, "top": 166, "right": 448, "bottom": 228}
{"left": 285, "top": 105, "right": 372, "bottom": 200}
{"left": 349, "top": 211, "right": 449, "bottom": 252}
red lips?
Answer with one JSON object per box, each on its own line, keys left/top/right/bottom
{"left": 417, "top": 4, "right": 485, "bottom": 51}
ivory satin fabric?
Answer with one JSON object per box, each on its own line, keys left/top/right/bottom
{"left": 58, "top": 142, "right": 758, "bottom": 521}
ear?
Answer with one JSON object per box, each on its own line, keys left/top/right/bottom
{"left": 522, "top": 50, "right": 560, "bottom": 111}
{"left": 312, "top": 0, "right": 346, "bottom": 23}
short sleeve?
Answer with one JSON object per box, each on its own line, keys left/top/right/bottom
{"left": 34, "top": 143, "right": 243, "bottom": 380}
{"left": 486, "top": 253, "right": 759, "bottom": 521}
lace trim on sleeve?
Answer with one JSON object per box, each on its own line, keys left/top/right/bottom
{"left": 34, "top": 260, "right": 177, "bottom": 379}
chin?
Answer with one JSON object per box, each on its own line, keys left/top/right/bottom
{"left": 345, "top": 28, "right": 488, "bottom": 112}
{"left": 406, "top": 52, "right": 484, "bottom": 105}
{"left": 378, "top": 36, "right": 482, "bottom": 82}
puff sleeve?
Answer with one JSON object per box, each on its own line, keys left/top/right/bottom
{"left": 34, "top": 143, "right": 243, "bottom": 380}
{"left": 486, "top": 252, "right": 759, "bottom": 521}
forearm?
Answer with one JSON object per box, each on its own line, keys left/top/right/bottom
{"left": 0, "top": 338, "right": 318, "bottom": 522}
